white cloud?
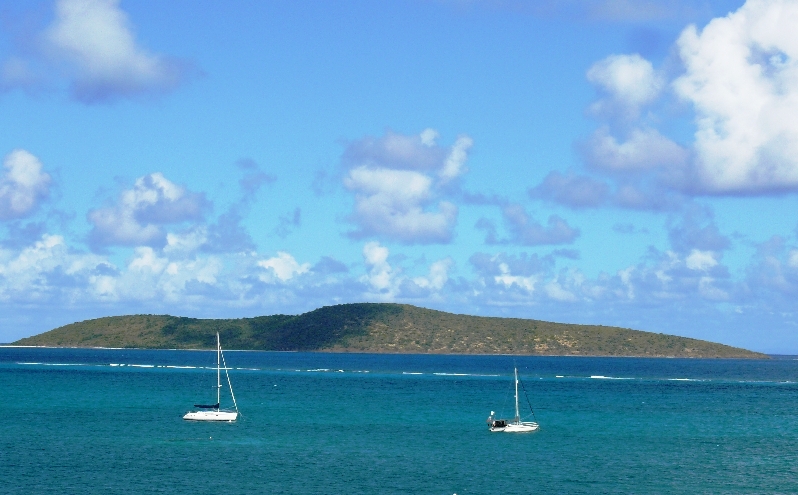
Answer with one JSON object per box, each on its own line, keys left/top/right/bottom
{"left": 257, "top": 252, "right": 310, "bottom": 282}
{"left": 0, "top": 234, "right": 106, "bottom": 301}
{"left": 587, "top": 53, "right": 663, "bottom": 118}
{"left": 618, "top": 266, "right": 635, "bottom": 299}
{"left": 494, "top": 262, "right": 538, "bottom": 292}
{"left": 111, "top": 247, "right": 225, "bottom": 302}
{"left": 342, "top": 129, "right": 471, "bottom": 243}
{"left": 1, "top": 0, "right": 193, "bottom": 102}
{"left": 672, "top": 0, "right": 798, "bottom": 193}
{"left": 419, "top": 128, "right": 439, "bottom": 147}
{"left": 163, "top": 228, "right": 209, "bottom": 255}
{"left": 685, "top": 249, "right": 718, "bottom": 271}
{"left": 439, "top": 135, "right": 473, "bottom": 182}
{"left": 0, "top": 149, "right": 51, "bottom": 220}
{"left": 362, "top": 241, "right": 395, "bottom": 293}
{"left": 545, "top": 280, "right": 577, "bottom": 302}
{"left": 88, "top": 172, "right": 209, "bottom": 248}
{"left": 359, "top": 242, "right": 454, "bottom": 298}
{"left": 344, "top": 166, "right": 457, "bottom": 244}
{"left": 577, "top": 0, "right": 798, "bottom": 199}
{"left": 128, "top": 246, "right": 168, "bottom": 273}
{"left": 413, "top": 258, "right": 453, "bottom": 291}
{"left": 45, "top": 0, "right": 192, "bottom": 102}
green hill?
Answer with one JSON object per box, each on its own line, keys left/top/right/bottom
{"left": 12, "top": 303, "right": 766, "bottom": 358}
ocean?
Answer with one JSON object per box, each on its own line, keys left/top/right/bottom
{"left": 2, "top": 347, "right": 797, "bottom": 494}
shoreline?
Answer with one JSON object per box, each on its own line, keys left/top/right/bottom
{"left": 1, "top": 344, "right": 771, "bottom": 359}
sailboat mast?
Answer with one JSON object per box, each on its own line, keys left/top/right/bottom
{"left": 216, "top": 332, "right": 221, "bottom": 408}
{"left": 514, "top": 367, "right": 520, "bottom": 421}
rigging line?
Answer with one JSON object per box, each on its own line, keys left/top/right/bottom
{"left": 518, "top": 377, "right": 538, "bottom": 423}
{"left": 220, "top": 347, "right": 239, "bottom": 414}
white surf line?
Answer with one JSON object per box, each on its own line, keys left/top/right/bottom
{"left": 18, "top": 362, "right": 87, "bottom": 366}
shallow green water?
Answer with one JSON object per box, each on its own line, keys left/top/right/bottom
{"left": 2, "top": 348, "right": 797, "bottom": 494}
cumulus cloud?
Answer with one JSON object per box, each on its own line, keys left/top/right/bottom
{"left": 0, "top": 234, "right": 108, "bottom": 302}
{"left": 413, "top": 258, "right": 453, "bottom": 291}
{"left": 361, "top": 241, "right": 395, "bottom": 294}
{"left": 87, "top": 172, "right": 210, "bottom": 248}
{"left": 0, "top": 232, "right": 464, "bottom": 333}
{"left": 2, "top": 224, "right": 796, "bottom": 349}
{"left": 493, "top": 263, "right": 538, "bottom": 293}
{"left": 531, "top": 134, "right": 689, "bottom": 211}
{"left": 573, "top": 0, "right": 798, "bottom": 201}
{"left": 342, "top": 129, "right": 471, "bottom": 243}
{"left": 685, "top": 249, "right": 718, "bottom": 271}
{"left": 440, "top": 135, "right": 474, "bottom": 183}
{"left": 2, "top": 0, "right": 195, "bottom": 103}
{"left": 258, "top": 252, "right": 310, "bottom": 282}
{"left": 48, "top": 0, "right": 195, "bottom": 102}
{"left": 611, "top": 247, "right": 732, "bottom": 303}
{"left": 0, "top": 149, "right": 51, "bottom": 220}
{"left": 587, "top": 53, "right": 663, "bottom": 119}
{"left": 469, "top": 252, "right": 572, "bottom": 302}
{"left": 672, "top": 0, "right": 798, "bottom": 194}
{"left": 358, "top": 241, "right": 454, "bottom": 299}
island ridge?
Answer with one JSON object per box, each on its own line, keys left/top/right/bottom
{"left": 13, "top": 303, "right": 766, "bottom": 358}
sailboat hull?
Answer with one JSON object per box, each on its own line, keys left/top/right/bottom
{"left": 183, "top": 410, "right": 238, "bottom": 422}
{"left": 504, "top": 422, "right": 539, "bottom": 433}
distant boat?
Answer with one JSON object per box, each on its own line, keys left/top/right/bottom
{"left": 183, "top": 332, "right": 239, "bottom": 422}
{"left": 487, "top": 367, "right": 539, "bottom": 433}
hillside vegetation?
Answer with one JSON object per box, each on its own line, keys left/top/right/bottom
{"left": 13, "top": 303, "right": 766, "bottom": 358}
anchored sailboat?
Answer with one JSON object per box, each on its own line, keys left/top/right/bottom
{"left": 183, "top": 332, "right": 239, "bottom": 422}
{"left": 487, "top": 367, "right": 539, "bottom": 433}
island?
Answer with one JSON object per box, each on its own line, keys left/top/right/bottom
{"left": 13, "top": 303, "right": 766, "bottom": 358}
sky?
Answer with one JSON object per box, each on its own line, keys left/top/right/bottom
{"left": 1, "top": 0, "right": 797, "bottom": 353}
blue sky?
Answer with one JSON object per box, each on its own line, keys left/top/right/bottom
{"left": 1, "top": 0, "right": 797, "bottom": 353}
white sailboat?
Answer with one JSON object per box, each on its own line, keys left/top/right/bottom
{"left": 183, "top": 332, "right": 239, "bottom": 422}
{"left": 487, "top": 367, "right": 539, "bottom": 433}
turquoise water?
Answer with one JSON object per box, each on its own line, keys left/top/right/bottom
{"left": 2, "top": 348, "right": 798, "bottom": 494}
